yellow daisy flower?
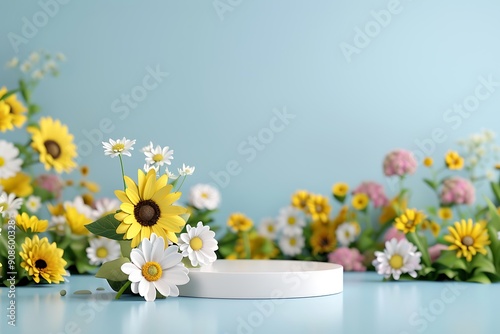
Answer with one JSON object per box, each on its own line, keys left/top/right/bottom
{"left": 16, "top": 213, "right": 48, "bottom": 232}
{"left": 114, "top": 169, "right": 187, "bottom": 248}
{"left": 332, "top": 182, "right": 349, "bottom": 197}
{"left": 445, "top": 150, "right": 464, "bottom": 170}
{"left": 443, "top": 219, "right": 490, "bottom": 262}
{"left": 291, "top": 190, "right": 310, "bottom": 211}
{"left": 0, "top": 86, "right": 27, "bottom": 132}
{"left": 19, "top": 235, "right": 67, "bottom": 284}
{"left": 48, "top": 202, "right": 65, "bottom": 216}
{"left": 429, "top": 221, "right": 441, "bottom": 238}
{"left": 27, "top": 117, "right": 77, "bottom": 173}
{"left": 379, "top": 196, "right": 407, "bottom": 224}
{"left": 307, "top": 194, "right": 331, "bottom": 223}
{"left": 310, "top": 225, "right": 336, "bottom": 255}
{"left": 438, "top": 207, "right": 453, "bottom": 220}
{"left": 64, "top": 206, "right": 92, "bottom": 236}
{"left": 423, "top": 157, "right": 433, "bottom": 167}
{"left": 227, "top": 212, "right": 253, "bottom": 232}
{"left": 0, "top": 172, "right": 33, "bottom": 197}
{"left": 351, "top": 193, "right": 369, "bottom": 211}
{"left": 394, "top": 209, "right": 425, "bottom": 233}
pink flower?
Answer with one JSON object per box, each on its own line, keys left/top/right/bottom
{"left": 352, "top": 181, "right": 389, "bottom": 208}
{"left": 440, "top": 177, "right": 475, "bottom": 205}
{"left": 428, "top": 244, "right": 447, "bottom": 262}
{"left": 328, "top": 247, "right": 366, "bottom": 272}
{"left": 35, "top": 174, "right": 64, "bottom": 199}
{"left": 383, "top": 149, "right": 417, "bottom": 177}
{"left": 384, "top": 227, "right": 405, "bottom": 242}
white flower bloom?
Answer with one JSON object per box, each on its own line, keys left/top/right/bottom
{"left": 86, "top": 237, "right": 121, "bottom": 265}
{"left": 144, "top": 144, "right": 174, "bottom": 166}
{"left": 32, "top": 69, "right": 44, "bottom": 80}
{"left": 29, "top": 52, "right": 40, "bottom": 63}
{"left": 102, "top": 138, "right": 136, "bottom": 158}
{"left": 20, "top": 61, "right": 31, "bottom": 72}
{"left": 372, "top": 238, "right": 422, "bottom": 280}
{"left": 0, "top": 192, "right": 23, "bottom": 218}
{"left": 49, "top": 215, "right": 66, "bottom": 236}
{"left": 26, "top": 195, "right": 42, "bottom": 213}
{"left": 6, "top": 57, "right": 19, "bottom": 68}
{"left": 55, "top": 53, "right": 66, "bottom": 61}
{"left": 486, "top": 169, "right": 495, "bottom": 181}
{"left": 165, "top": 168, "right": 178, "bottom": 180}
{"left": 277, "top": 206, "right": 305, "bottom": 236}
{"left": 43, "top": 60, "right": 57, "bottom": 71}
{"left": 0, "top": 140, "right": 23, "bottom": 179}
{"left": 141, "top": 141, "right": 154, "bottom": 153}
{"left": 258, "top": 217, "right": 279, "bottom": 239}
{"left": 93, "top": 197, "right": 120, "bottom": 219}
{"left": 178, "top": 164, "right": 195, "bottom": 176}
{"left": 178, "top": 221, "right": 218, "bottom": 267}
{"left": 121, "top": 234, "right": 189, "bottom": 301}
{"left": 143, "top": 163, "right": 159, "bottom": 174}
{"left": 189, "top": 184, "right": 220, "bottom": 210}
{"left": 279, "top": 233, "right": 304, "bottom": 256}
{"left": 336, "top": 222, "right": 357, "bottom": 247}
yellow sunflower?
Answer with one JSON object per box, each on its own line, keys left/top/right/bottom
{"left": 227, "top": 212, "right": 253, "bottom": 232}
{"left": 310, "top": 225, "right": 336, "bottom": 255}
{"left": 291, "top": 190, "right": 311, "bottom": 211}
{"left": 445, "top": 150, "right": 464, "bottom": 170}
{"left": 351, "top": 193, "right": 369, "bottom": 211}
{"left": 27, "top": 117, "right": 77, "bottom": 173}
{"left": 0, "top": 86, "right": 27, "bottom": 132}
{"left": 306, "top": 194, "right": 331, "bottom": 223}
{"left": 16, "top": 213, "right": 48, "bottom": 232}
{"left": 65, "top": 206, "right": 92, "bottom": 236}
{"left": 0, "top": 172, "right": 33, "bottom": 197}
{"left": 394, "top": 208, "right": 425, "bottom": 233}
{"left": 332, "top": 182, "right": 349, "bottom": 197}
{"left": 438, "top": 207, "right": 453, "bottom": 220}
{"left": 115, "top": 169, "right": 188, "bottom": 248}
{"left": 19, "top": 235, "right": 67, "bottom": 284}
{"left": 443, "top": 219, "right": 490, "bottom": 262}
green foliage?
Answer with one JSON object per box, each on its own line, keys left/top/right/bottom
{"left": 85, "top": 213, "right": 124, "bottom": 241}
{"left": 95, "top": 257, "right": 130, "bottom": 282}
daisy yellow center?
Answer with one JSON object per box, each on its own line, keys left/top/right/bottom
{"left": 201, "top": 192, "right": 209, "bottom": 199}
{"left": 461, "top": 236, "right": 474, "bottom": 247}
{"left": 112, "top": 143, "right": 125, "bottom": 152}
{"left": 389, "top": 254, "right": 404, "bottom": 269}
{"left": 142, "top": 261, "right": 162, "bottom": 282}
{"left": 267, "top": 225, "right": 275, "bottom": 233}
{"left": 152, "top": 153, "right": 163, "bottom": 162}
{"left": 289, "top": 238, "right": 297, "bottom": 246}
{"left": 190, "top": 237, "right": 203, "bottom": 251}
{"left": 134, "top": 200, "right": 161, "bottom": 226}
{"left": 405, "top": 221, "right": 414, "bottom": 229}
{"left": 35, "top": 259, "right": 48, "bottom": 269}
{"left": 287, "top": 217, "right": 296, "bottom": 225}
{"left": 0, "top": 203, "right": 8, "bottom": 211}
{"left": 344, "top": 231, "right": 350, "bottom": 238}
{"left": 0, "top": 157, "right": 5, "bottom": 167}
{"left": 96, "top": 246, "right": 108, "bottom": 258}
{"left": 44, "top": 140, "right": 61, "bottom": 159}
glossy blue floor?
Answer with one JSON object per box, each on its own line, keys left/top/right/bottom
{"left": 0, "top": 272, "right": 496, "bottom": 334}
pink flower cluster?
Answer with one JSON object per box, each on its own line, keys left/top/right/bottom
{"left": 35, "top": 174, "right": 65, "bottom": 199}
{"left": 328, "top": 247, "right": 366, "bottom": 271}
{"left": 352, "top": 181, "right": 389, "bottom": 208}
{"left": 440, "top": 177, "right": 475, "bottom": 205}
{"left": 383, "top": 149, "right": 417, "bottom": 177}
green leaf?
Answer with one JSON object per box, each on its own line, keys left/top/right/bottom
{"left": 75, "top": 257, "right": 97, "bottom": 274}
{"left": 354, "top": 227, "right": 374, "bottom": 252}
{"left": 426, "top": 206, "right": 437, "bottom": 216}
{"left": 407, "top": 232, "right": 431, "bottom": 267}
{"left": 119, "top": 240, "right": 132, "bottom": 258}
{"left": 419, "top": 266, "right": 436, "bottom": 277}
{"left": 490, "top": 182, "right": 500, "bottom": 204}
{"left": 0, "top": 89, "right": 19, "bottom": 101}
{"left": 468, "top": 253, "right": 496, "bottom": 275}
{"left": 435, "top": 250, "right": 467, "bottom": 271}
{"left": 437, "top": 268, "right": 458, "bottom": 279}
{"left": 85, "top": 213, "right": 124, "bottom": 240}
{"left": 19, "top": 79, "right": 31, "bottom": 103}
{"left": 95, "top": 257, "right": 130, "bottom": 282}
{"left": 485, "top": 197, "right": 500, "bottom": 231}
{"left": 28, "top": 103, "right": 41, "bottom": 116}
{"left": 487, "top": 225, "right": 500, "bottom": 273}
{"left": 423, "top": 179, "right": 438, "bottom": 191}
{"left": 467, "top": 272, "right": 491, "bottom": 284}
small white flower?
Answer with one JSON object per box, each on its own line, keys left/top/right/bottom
{"left": 93, "top": 197, "right": 120, "bottom": 219}
{"left": 0, "top": 140, "right": 23, "bottom": 179}
{"left": 55, "top": 53, "right": 66, "bottom": 61}
{"left": 277, "top": 206, "right": 305, "bottom": 236}
{"left": 486, "top": 170, "right": 495, "bottom": 181}
{"left": 6, "top": 57, "right": 19, "bottom": 68}
{"left": 258, "top": 217, "right": 279, "bottom": 239}
{"left": 32, "top": 69, "right": 44, "bottom": 80}
{"left": 102, "top": 138, "right": 136, "bottom": 158}
{"left": 372, "top": 238, "right": 422, "bottom": 280}
{"left": 178, "top": 164, "right": 195, "bottom": 176}
{"left": 20, "top": 61, "right": 31, "bottom": 72}
{"left": 178, "top": 221, "right": 218, "bottom": 267}
{"left": 143, "top": 163, "right": 159, "bottom": 174}
{"left": 336, "top": 222, "right": 357, "bottom": 247}
{"left": 141, "top": 141, "right": 154, "bottom": 153}
{"left": 86, "top": 237, "right": 121, "bottom": 265}
{"left": 121, "top": 233, "right": 190, "bottom": 301}
{"left": 44, "top": 60, "right": 57, "bottom": 71}
{"left": 29, "top": 52, "right": 40, "bottom": 63}
{"left": 49, "top": 215, "right": 66, "bottom": 236}
{"left": 26, "top": 195, "right": 42, "bottom": 213}
{"left": 279, "top": 233, "right": 304, "bottom": 256}
{"left": 165, "top": 168, "right": 178, "bottom": 180}
{"left": 0, "top": 192, "right": 23, "bottom": 218}
{"left": 483, "top": 129, "right": 496, "bottom": 141}
{"left": 189, "top": 184, "right": 220, "bottom": 210}
{"left": 144, "top": 144, "right": 174, "bottom": 166}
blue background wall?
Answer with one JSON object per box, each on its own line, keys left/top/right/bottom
{"left": 2, "top": 0, "right": 500, "bottom": 226}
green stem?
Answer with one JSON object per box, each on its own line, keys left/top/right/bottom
{"left": 118, "top": 154, "right": 126, "bottom": 191}
{"left": 242, "top": 231, "right": 251, "bottom": 259}
{"left": 115, "top": 280, "right": 131, "bottom": 300}
{"left": 174, "top": 176, "right": 187, "bottom": 193}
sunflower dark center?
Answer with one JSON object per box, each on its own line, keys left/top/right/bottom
{"left": 35, "top": 259, "right": 47, "bottom": 269}
{"left": 134, "top": 200, "right": 160, "bottom": 226}
{"left": 320, "top": 237, "right": 330, "bottom": 247}
{"left": 44, "top": 140, "right": 61, "bottom": 159}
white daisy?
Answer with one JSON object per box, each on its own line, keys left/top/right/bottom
{"left": 25, "top": 195, "right": 42, "bottom": 213}
{"left": 178, "top": 163, "right": 195, "bottom": 176}
{"left": 32, "top": 69, "right": 44, "bottom": 80}
{"left": 93, "top": 197, "right": 120, "bottom": 219}
{"left": 49, "top": 215, "right": 66, "bottom": 236}
{"left": 372, "top": 238, "right": 422, "bottom": 280}
{"left": 258, "top": 217, "right": 279, "bottom": 240}
{"left": 29, "top": 52, "right": 40, "bottom": 63}
{"left": 188, "top": 184, "right": 221, "bottom": 210}
{"left": 0, "top": 140, "right": 23, "bottom": 179}
{"left": 0, "top": 192, "right": 23, "bottom": 218}
{"left": 6, "top": 57, "right": 19, "bottom": 68}
{"left": 279, "top": 233, "right": 304, "bottom": 256}
{"left": 141, "top": 141, "right": 154, "bottom": 153}
{"left": 178, "top": 221, "right": 218, "bottom": 267}
{"left": 277, "top": 206, "right": 306, "bottom": 236}
{"left": 143, "top": 163, "right": 159, "bottom": 174}
{"left": 336, "top": 222, "right": 357, "bottom": 247}
{"left": 102, "top": 137, "right": 136, "bottom": 158}
{"left": 20, "top": 61, "right": 31, "bottom": 72}
{"left": 55, "top": 53, "right": 66, "bottom": 61}
{"left": 144, "top": 144, "right": 174, "bottom": 166}
{"left": 165, "top": 168, "right": 178, "bottom": 180}
{"left": 86, "top": 237, "right": 121, "bottom": 265}
{"left": 121, "top": 233, "right": 189, "bottom": 301}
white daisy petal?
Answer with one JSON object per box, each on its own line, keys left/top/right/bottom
{"left": 177, "top": 221, "right": 218, "bottom": 267}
